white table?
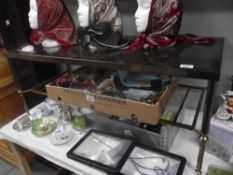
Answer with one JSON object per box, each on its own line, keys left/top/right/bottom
{"left": 0, "top": 109, "right": 232, "bottom": 175}
{"left": 0, "top": 114, "right": 107, "bottom": 175}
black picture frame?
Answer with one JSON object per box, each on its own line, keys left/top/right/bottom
{"left": 67, "top": 129, "right": 136, "bottom": 173}
{"left": 120, "top": 144, "right": 186, "bottom": 175}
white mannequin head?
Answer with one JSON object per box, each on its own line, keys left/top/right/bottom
{"left": 135, "top": 0, "right": 152, "bottom": 33}
{"left": 28, "top": 0, "right": 38, "bottom": 29}
{"left": 77, "top": 0, "right": 90, "bottom": 27}
{"left": 27, "top": 0, "right": 61, "bottom": 47}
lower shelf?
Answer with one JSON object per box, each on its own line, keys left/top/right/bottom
{"left": 28, "top": 71, "right": 205, "bottom": 131}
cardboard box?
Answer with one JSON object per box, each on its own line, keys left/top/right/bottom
{"left": 46, "top": 75, "right": 177, "bottom": 125}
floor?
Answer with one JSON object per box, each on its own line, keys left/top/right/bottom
{"left": 0, "top": 158, "right": 58, "bottom": 175}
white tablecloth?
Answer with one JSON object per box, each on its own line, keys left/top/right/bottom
{"left": 0, "top": 113, "right": 107, "bottom": 175}
{"left": 1, "top": 109, "right": 233, "bottom": 175}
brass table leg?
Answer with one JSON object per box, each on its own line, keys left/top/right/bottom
{"left": 8, "top": 142, "right": 32, "bottom": 175}
{"left": 195, "top": 135, "right": 208, "bottom": 175}
{"left": 195, "top": 80, "right": 215, "bottom": 175}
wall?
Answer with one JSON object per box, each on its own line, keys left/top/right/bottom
{"left": 181, "top": 0, "right": 233, "bottom": 97}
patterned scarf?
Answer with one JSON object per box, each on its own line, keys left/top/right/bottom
{"left": 89, "top": 0, "right": 122, "bottom": 33}
{"left": 128, "top": 0, "right": 215, "bottom": 51}
{"left": 80, "top": 0, "right": 123, "bottom": 50}
{"left": 30, "top": 0, "right": 77, "bottom": 47}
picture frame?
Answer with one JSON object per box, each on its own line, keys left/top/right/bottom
{"left": 120, "top": 144, "right": 186, "bottom": 175}
{"left": 67, "top": 129, "right": 136, "bottom": 173}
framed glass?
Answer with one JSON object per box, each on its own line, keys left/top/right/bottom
{"left": 120, "top": 144, "right": 186, "bottom": 175}
{"left": 67, "top": 129, "right": 136, "bottom": 173}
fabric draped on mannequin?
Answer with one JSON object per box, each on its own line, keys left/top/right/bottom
{"left": 128, "top": 0, "right": 215, "bottom": 51}
{"left": 89, "top": 0, "right": 122, "bottom": 34}
{"left": 80, "top": 0, "right": 125, "bottom": 50}
{"left": 30, "top": 0, "right": 77, "bottom": 47}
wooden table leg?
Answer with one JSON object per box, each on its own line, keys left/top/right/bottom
{"left": 8, "top": 142, "right": 32, "bottom": 175}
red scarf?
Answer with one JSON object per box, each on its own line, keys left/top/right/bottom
{"left": 30, "top": 0, "right": 77, "bottom": 47}
{"left": 128, "top": 0, "right": 215, "bottom": 51}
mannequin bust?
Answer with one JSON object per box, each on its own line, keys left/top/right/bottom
{"left": 28, "top": 0, "right": 38, "bottom": 29}
{"left": 28, "top": 0, "right": 60, "bottom": 47}
{"left": 128, "top": 0, "right": 183, "bottom": 51}
{"left": 21, "top": 0, "right": 77, "bottom": 52}
{"left": 77, "top": 0, "right": 90, "bottom": 28}
{"left": 135, "top": 0, "right": 152, "bottom": 33}
{"left": 76, "top": 0, "right": 123, "bottom": 51}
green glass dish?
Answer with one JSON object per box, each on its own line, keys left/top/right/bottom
{"left": 72, "top": 115, "right": 86, "bottom": 131}
{"left": 31, "top": 118, "right": 57, "bottom": 136}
